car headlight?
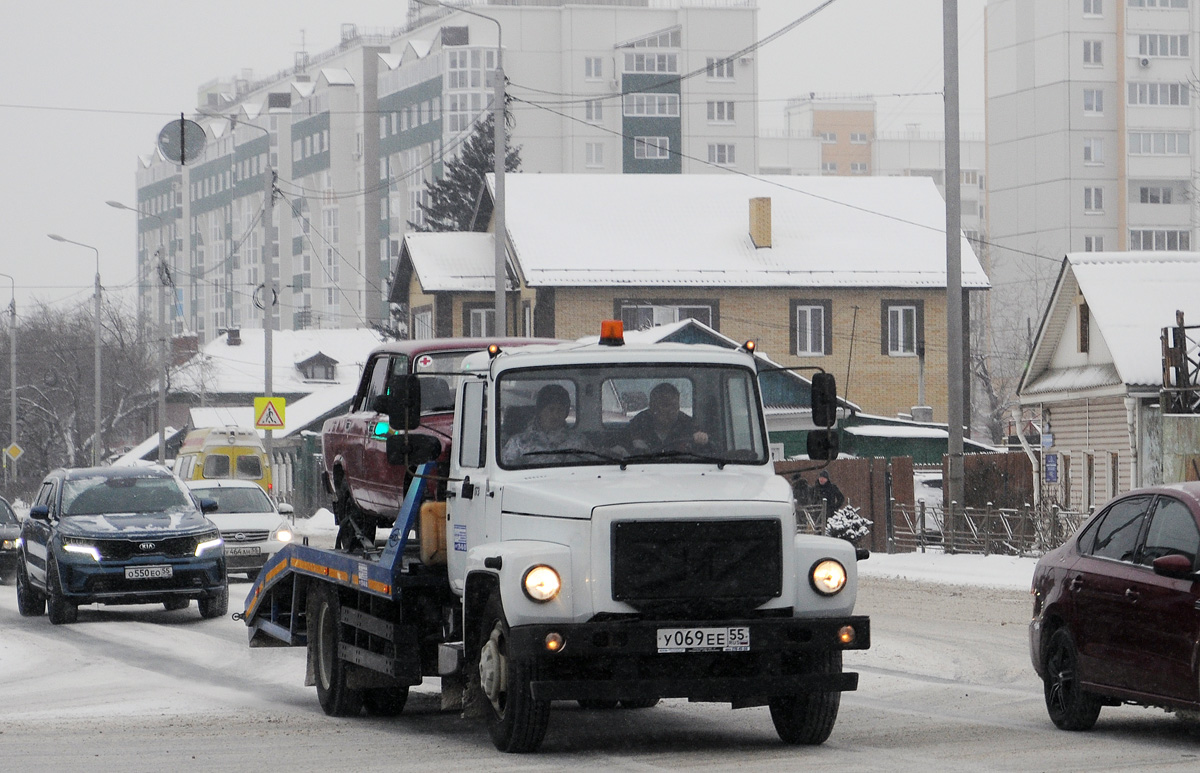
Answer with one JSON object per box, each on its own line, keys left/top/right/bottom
{"left": 194, "top": 534, "right": 224, "bottom": 557}
{"left": 810, "top": 559, "right": 847, "bottom": 596}
{"left": 522, "top": 565, "right": 561, "bottom": 602}
{"left": 2, "top": 539, "right": 16, "bottom": 550}
{"left": 273, "top": 526, "right": 293, "bottom": 543}
{"left": 63, "top": 539, "right": 101, "bottom": 561}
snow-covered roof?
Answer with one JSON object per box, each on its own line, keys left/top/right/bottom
{"left": 406, "top": 39, "right": 433, "bottom": 59}
{"left": 378, "top": 52, "right": 402, "bottom": 70}
{"left": 493, "top": 174, "right": 990, "bottom": 289}
{"left": 173, "top": 328, "right": 382, "bottom": 397}
{"left": 292, "top": 81, "right": 316, "bottom": 99}
{"left": 1022, "top": 251, "right": 1200, "bottom": 396}
{"left": 404, "top": 232, "right": 504, "bottom": 292}
{"left": 319, "top": 68, "right": 355, "bottom": 87}
{"left": 189, "top": 382, "right": 353, "bottom": 439}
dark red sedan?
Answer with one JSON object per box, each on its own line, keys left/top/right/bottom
{"left": 1030, "top": 482, "right": 1200, "bottom": 730}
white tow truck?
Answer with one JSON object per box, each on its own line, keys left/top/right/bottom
{"left": 241, "top": 321, "right": 869, "bottom": 752}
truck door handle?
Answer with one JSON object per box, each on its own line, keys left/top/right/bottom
{"left": 461, "top": 476, "right": 474, "bottom": 500}
{"left": 1125, "top": 588, "right": 1140, "bottom": 603}
{"left": 1068, "top": 576, "right": 1083, "bottom": 592}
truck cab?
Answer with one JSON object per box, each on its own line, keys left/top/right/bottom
{"left": 437, "top": 329, "right": 867, "bottom": 751}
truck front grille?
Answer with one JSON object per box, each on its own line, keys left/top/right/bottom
{"left": 611, "top": 519, "right": 782, "bottom": 619}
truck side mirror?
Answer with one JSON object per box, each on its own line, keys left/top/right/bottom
{"left": 810, "top": 372, "right": 838, "bottom": 428}
{"left": 806, "top": 428, "right": 840, "bottom": 462}
{"left": 385, "top": 373, "right": 422, "bottom": 432}
{"left": 29, "top": 504, "right": 50, "bottom": 521}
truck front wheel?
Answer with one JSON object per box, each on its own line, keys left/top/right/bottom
{"left": 768, "top": 651, "right": 842, "bottom": 745}
{"left": 479, "top": 595, "right": 550, "bottom": 752}
{"left": 309, "top": 584, "right": 363, "bottom": 716}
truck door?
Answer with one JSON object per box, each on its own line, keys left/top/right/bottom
{"left": 447, "top": 379, "right": 488, "bottom": 593}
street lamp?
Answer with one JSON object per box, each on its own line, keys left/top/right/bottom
{"left": 47, "top": 234, "right": 102, "bottom": 467}
{"left": 107, "top": 200, "right": 170, "bottom": 466}
{"left": 0, "top": 272, "right": 14, "bottom": 485}
{"left": 417, "top": 0, "right": 506, "bottom": 335}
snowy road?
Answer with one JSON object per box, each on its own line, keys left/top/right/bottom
{"left": 2, "top": 573, "right": 1199, "bottom": 771}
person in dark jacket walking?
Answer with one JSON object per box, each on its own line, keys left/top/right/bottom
{"left": 815, "top": 469, "right": 845, "bottom": 520}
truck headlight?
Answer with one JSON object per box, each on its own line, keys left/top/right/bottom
{"left": 522, "top": 565, "right": 561, "bottom": 602}
{"left": 810, "top": 559, "right": 847, "bottom": 596}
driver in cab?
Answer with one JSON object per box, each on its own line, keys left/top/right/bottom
{"left": 628, "top": 382, "right": 709, "bottom": 452}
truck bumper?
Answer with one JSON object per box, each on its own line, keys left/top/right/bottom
{"left": 507, "top": 615, "right": 870, "bottom": 703}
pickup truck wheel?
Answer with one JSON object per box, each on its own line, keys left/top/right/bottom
{"left": 363, "top": 686, "right": 409, "bottom": 716}
{"left": 198, "top": 586, "right": 228, "bottom": 619}
{"left": 16, "top": 554, "right": 46, "bottom": 617}
{"left": 45, "top": 557, "right": 78, "bottom": 625}
{"left": 1043, "top": 628, "right": 1102, "bottom": 731}
{"left": 310, "top": 584, "right": 363, "bottom": 716}
{"left": 769, "top": 651, "right": 842, "bottom": 745}
{"left": 479, "top": 595, "right": 550, "bottom": 752}
{"left": 334, "top": 486, "right": 375, "bottom": 552}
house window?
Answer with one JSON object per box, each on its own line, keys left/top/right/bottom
{"left": 633, "top": 136, "right": 670, "bottom": 160}
{"left": 850, "top": 132, "right": 868, "bottom": 144}
{"left": 412, "top": 307, "right": 433, "bottom": 340}
{"left": 522, "top": 301, "right": 532, "bottom": 337}
{"left": 625, "top": 52, "right": 678, "bottom": 73}
{"left": 1084, "top": 235, "right": 1105, "bottom": 251}
{"left": 708, "top": 143, "right": 735, "bottom": 166}
{"left": 706, "top": 57, "right": 733, "bottom": 79}
{"left": 883, "top": 301, "right": 922, "bottom": 356}
{"left": 1084, "top": 186, "right": 1104, "bottom": 212}
{"left": 464, "top": 305, "right": 495, "bottom": 337}
{"left": 1078, "top": 300, "right": 1090, "bottom": 353}
{"left": 585, "top": 142, "right": 604, "bottom": 168}
{"left": 791, "top": 300, "right": 831, "bottom": 356}
{"left": 1128, "top": 131, "right": 1189, "bottom": 154}
{"left": 1128, "top": 82, "right": 1190, "bottom": 106}
{"left": 821, "top": 161, "right": 838, "bottom": 174}
{"left": 850, "top": 162, "right": 868, "bottom": 175}
{"left": 623, "top": 93, "right": 679, "bottom": 117}
{"left": 584, "top": 56, "right": 603, "bottom": 80}
{"left": 618, "top": 302, "right": 713, "bottom": 331}
{"left": 1083, "top": 137, "right": 1104, "bottom": 163}
{"left": 707, "top": 100, "right": 735, "bottom": 122}
{"left": 1109, "top": 452, "right": 1120, "bottom": 498}
{"left": 1128, "top": 0, "right": 1188, "bottom": 7}
{"left": 1084, "top": 0, "right": 1102, "bottom": 15}
{"left": 819, "top": 131, "right": 837, "bottom": 144}
{"left": 1129, "top": 229, "right": 1191, "bottom": 250}
{"left": 1084, "top": 88, "right": 1104, "bottom": 114}
{"left": 585, "top": 99, "right": 604, "bottom": 122}
{"left": 1139, "top": 185, "right": 1173, "bottom": 203}
{"left": 1083, "top": 40, "right": 1103, "bottom": 65}
{"left": 1139, "top": 33, "right": 1189, "bottom": 56}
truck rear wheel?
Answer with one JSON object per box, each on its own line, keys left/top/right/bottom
{"left": 310, "top": 584, "right": 363, "bottom": 716}
{"left": 479, "top": 595, "right": 550, "bottom": 752}
{"left": 768, "top": 651, "right": 842, "bottom": 745}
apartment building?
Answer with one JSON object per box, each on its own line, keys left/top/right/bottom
{"left": 135, "top": 1, "right": 759, "bottom": 342}
{"left": 986, "top": 0, "right": 1198, "bottom": 315}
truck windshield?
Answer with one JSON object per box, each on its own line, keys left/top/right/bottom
{"left": 497, "top": 363, "right": 767, "bottom": 469}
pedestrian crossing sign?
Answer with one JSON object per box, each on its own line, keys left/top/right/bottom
{"left": 254, "top": 397, "right": 286, "bottom": 430}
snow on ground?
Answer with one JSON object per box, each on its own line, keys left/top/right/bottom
{"left": 858, "top": 550, "right": 1037, "bottom": 592}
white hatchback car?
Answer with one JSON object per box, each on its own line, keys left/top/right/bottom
{"left": 185, "top": 479, "right": 293, "bottom": 580}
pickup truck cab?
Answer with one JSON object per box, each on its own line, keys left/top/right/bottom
{"left": 321, "top": 338, "right": 557, "bottom": 549}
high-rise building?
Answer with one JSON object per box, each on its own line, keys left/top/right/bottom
{"left": 135, "top": 1, "right": 759, "bottom": 341}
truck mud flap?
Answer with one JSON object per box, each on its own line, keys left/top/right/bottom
{"left": 337, "top": 606, "right": 423, "bottom": 685}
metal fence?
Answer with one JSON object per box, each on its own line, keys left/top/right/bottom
{"left": 796, "top": 502, "right": 1090, "bottom": 558}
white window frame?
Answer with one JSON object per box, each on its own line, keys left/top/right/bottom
{"left": 705, "top": 57, "right": 734, "bottom": 79}
{"left": 413, "top": 308, "right": 433, "bottom": 340}
{"left": 887, "top": 305, "right": 918, "bottom": 356}
{"left": 584, "top": 56, "right": 603, "bottom": 80}
{"left": 1084, "top": 40, "right": 1103, "bottom": 65}
{"left": 1084, "top": 186, "right": 1104, "bottom": 212}
{"left": 1084, "top": 235, "right": 1105, "bottom": 251}
{"left": 795, "top": 305, "right": 825, "bottom": 356}
{"left": 1084, "top": 88, "right": 1104, "bottom": 114}
{"left": 1084, "top": 0, "right": 1103, "bottom": 16}
{"left": 1139, "top": 185, "right": 1173, "bottom": 204}
{"left": 633, "top": 136, "right": 670, "bottom": 160}
{"left": 1128, "top": 82, "right": 1190, "bottom": 106}
{"left": 585, "top": 142, "right": 604, "bottom": 169}
{"left": 585, "top": 99, "right": 604, "bottom": 122}
{"left": 1129, "top": 130, "right": 1189, "bottom": 154}
{"left": 850, "top": 132, "right": 868, "bottom": 144}
{"left": 468, "top": 308, "right": 495, "bottom": 338}
{"left": 1130, "top": 229, "right": 1191, "bottom": 250}
{"left": 819, "top": 131, "right": 837, "bottom": 144}
{"left": 623, "top": 93, "right": 680, "bottom": 117}
{"left": 707, "top": 143, "right": 735, "bottom": 166}
{"left": 707, "top": 100, "right": 735, "bottom": 123}
{"left": 1083, "top": 137, "right": 1104, "bottom": 164}
{"left": 821, "top": 161, "right": 837, "bottom": 174}
{"left": 1139, "top": 33, "right": 1189, "bottom": 56}
{"left": 850, "top": 162, "right": 868, "bottom": 175}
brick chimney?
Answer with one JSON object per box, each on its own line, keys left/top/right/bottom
{"left": 749, "top": 197, "right": 771, "bottom": 248}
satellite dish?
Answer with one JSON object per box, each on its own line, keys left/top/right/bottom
{"left": 157, "top": 118, "right": 207, "bottom": 165}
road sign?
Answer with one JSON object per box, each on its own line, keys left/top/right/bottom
{"left": 4, "top": 443, "right": 22, "bottom": 461}
{"left": 1044, "top": 453, "right": 1058, "bottom": 484}
{"left": 158, "top": 117, "right": 207, "bottom": 165}
{"left": 254, "top": 397, "right": 286, "bottom": 430}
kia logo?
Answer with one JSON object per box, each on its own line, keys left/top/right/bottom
{"left": 139, "top": 542, "right": 157, "bottom": 551}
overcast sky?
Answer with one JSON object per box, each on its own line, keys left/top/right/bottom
{"left": 0, "top": 0, "right": 985, "bottom": 313}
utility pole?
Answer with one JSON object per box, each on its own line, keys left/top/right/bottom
{"left": 0, "top": 273, "right": 14, "bottom": 486}
{"left": 48, "top": 234, "right": 102, "bottom": 467}
{"left": 944, "top": 0, "right": 966, "bottom": 512}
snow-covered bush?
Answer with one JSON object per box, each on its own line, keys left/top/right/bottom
{"left": 825, "top": 504, "right": 872, "bottom": 545}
